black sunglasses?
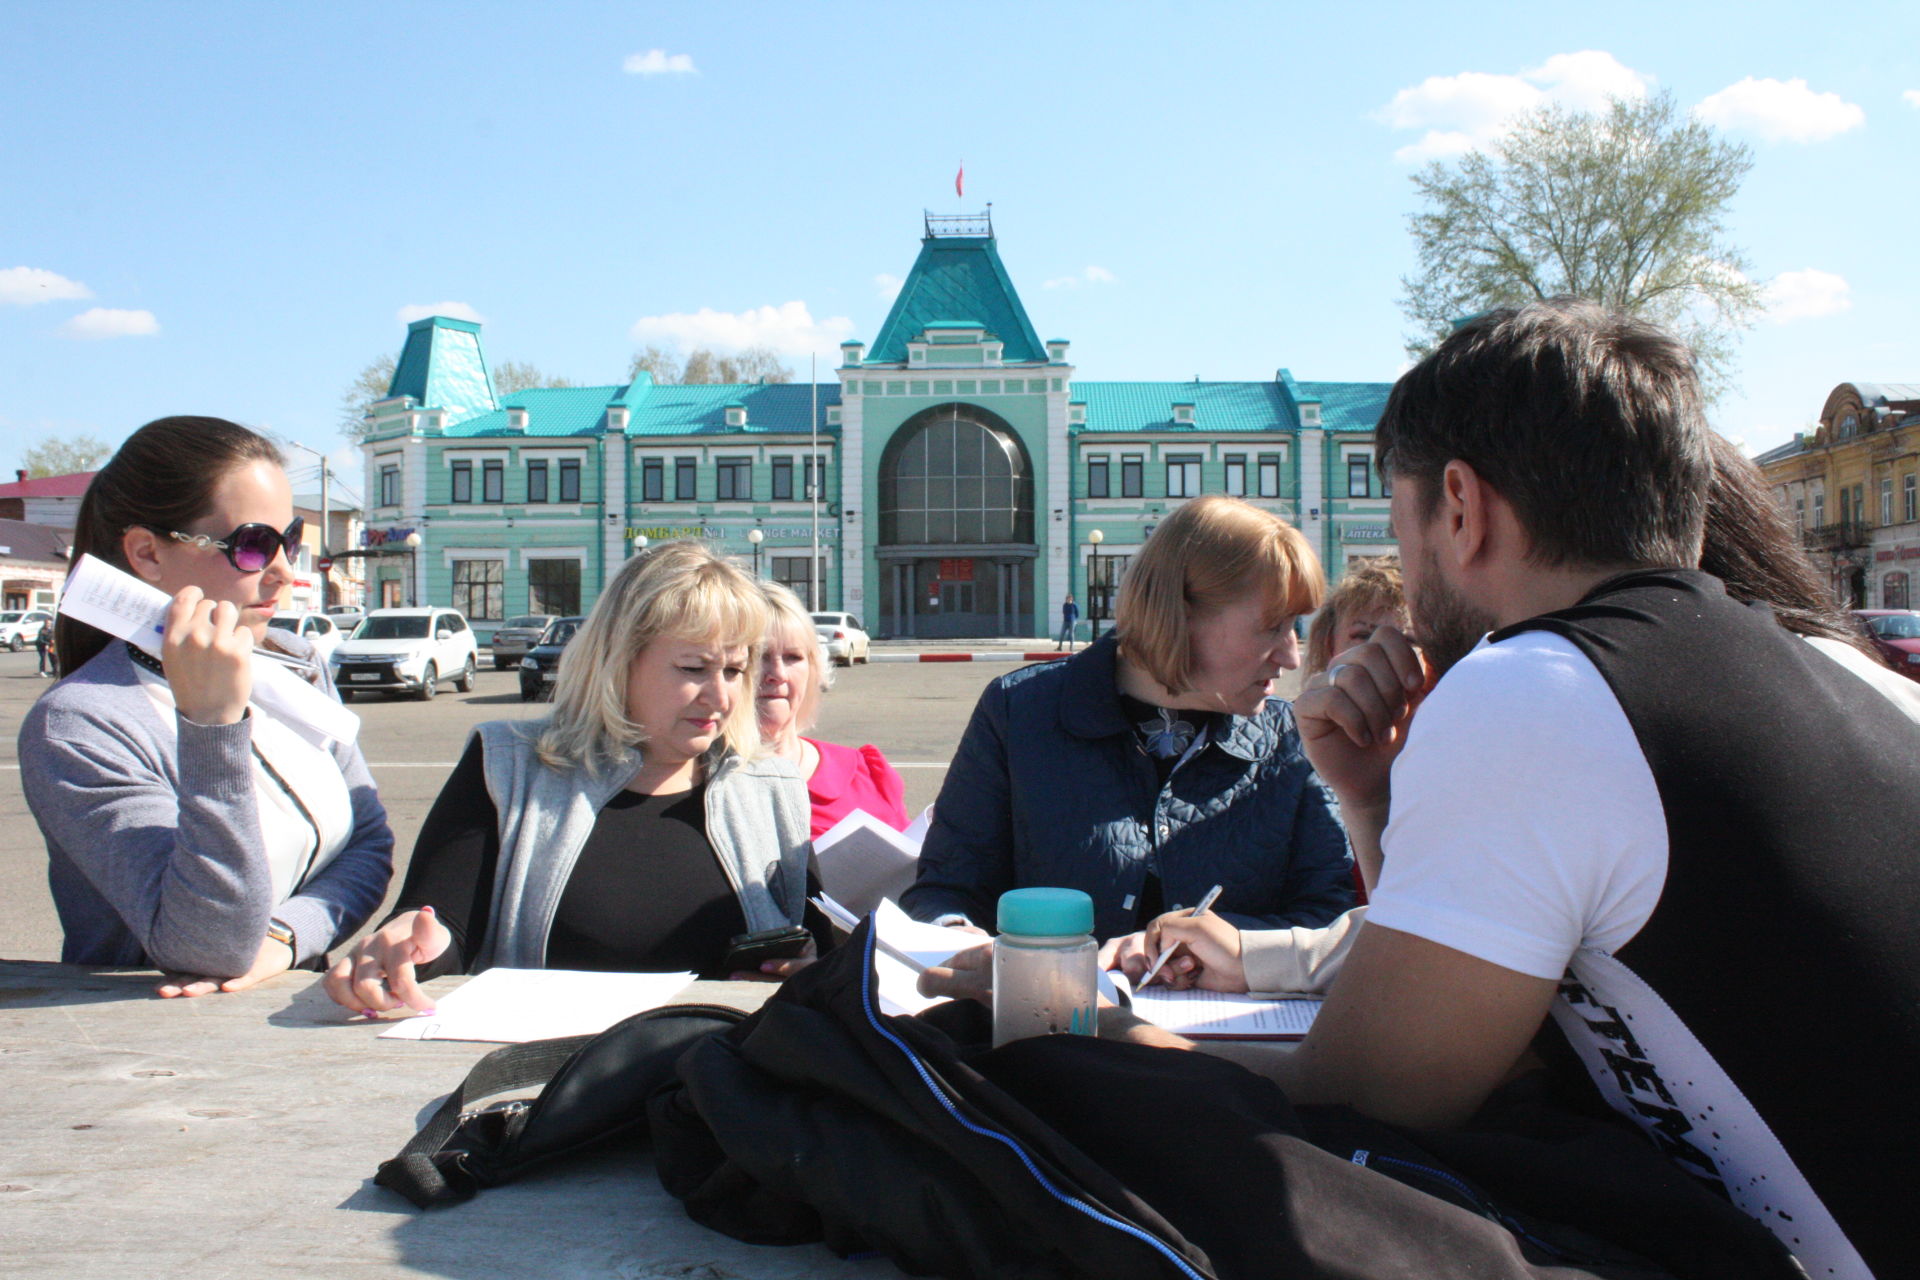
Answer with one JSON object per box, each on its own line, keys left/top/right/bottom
{"left": 137, "top": 517, "right": 305, "bottom": 573}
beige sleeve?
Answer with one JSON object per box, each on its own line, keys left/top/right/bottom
{"left": 1238, "top": 905, "right": 1368, "bottom": 996}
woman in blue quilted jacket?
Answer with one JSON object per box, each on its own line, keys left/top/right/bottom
{"left": 901, "top": 495, "right": 1355, "bottom": 945}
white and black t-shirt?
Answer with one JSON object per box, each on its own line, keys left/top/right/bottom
{"left": 1368, "top": 596, "right": 1890, "bottom": 1280}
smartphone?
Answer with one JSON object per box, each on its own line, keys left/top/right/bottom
{"left": 720, "top": 924, "right": 812, "bottom": 972}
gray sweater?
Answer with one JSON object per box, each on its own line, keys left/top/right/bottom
{"left": 19, "top": 640, "right": 395, "bottom": 974}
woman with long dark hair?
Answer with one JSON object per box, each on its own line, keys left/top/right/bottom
{"left": 20, "top": 417, "right": 394, "bottom": 996}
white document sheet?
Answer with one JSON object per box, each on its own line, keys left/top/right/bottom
{"left": 1127, "top": 987, "right": 1322, "bottom": 1040}
{"left": 58, "top": 554, "right": 360, "bottom": 747}
{"left": 377, "top": 967, "right": 698, "bottom": 1043}
{"left": 870, "top": 898, "right": 984, "bottom": 1016}
{"left": 812, "top": 808, "right": 925, "bottom": 917}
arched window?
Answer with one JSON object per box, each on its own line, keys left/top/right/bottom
{"left": 879, "top": 405, "right": 1034, "bottom": 545}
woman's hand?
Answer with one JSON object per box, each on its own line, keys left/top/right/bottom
{"left": 917, "top": 940, "right": 993, "bottom": 1006}
{"left": 733, "top": 938, "right": 819, "bottom": 983}
{"left": 324, "top": 908, "right": 451, "bottom": 1015}
{"left": 154, "top": 934, "right": 294, "bottom": 998}
{"left": 163, "top": 587, "right": 255, "bottom": 726}
{"left": 1097, "top": 931, "right": 1198, "bottom": 989}
{"left": 1139, "top": 912, "right": 1247, "bottom": 992}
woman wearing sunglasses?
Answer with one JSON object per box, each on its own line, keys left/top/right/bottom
{"left": 20, "top": 416, "right": 395, "bottom": 997}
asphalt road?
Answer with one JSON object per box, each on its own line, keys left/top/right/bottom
{"left": 0, "top": 645, "right": 1304, "bottom": 963}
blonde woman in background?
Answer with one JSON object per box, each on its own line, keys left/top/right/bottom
{"left": 1303, "top": 555, "right": 1408, "bottom": 679}
{"left": 328, "top": 542, "right": 815, "bottom": 1014}
{"left": 756, "top": 581, "right": 909, "bottom": 838}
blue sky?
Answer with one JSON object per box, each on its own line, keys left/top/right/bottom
{"left": 4, "top": 1, "right": 1915, "bottom": 503}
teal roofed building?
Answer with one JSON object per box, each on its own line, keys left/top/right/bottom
{"left": 353, "top": 212, "right": 1396, "bottom": 640}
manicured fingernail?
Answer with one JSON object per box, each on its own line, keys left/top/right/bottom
{"left": 359, "top": 1008, "right": 379, "bottom": 1018}
{"left": 418, "top": 1007, "right": 436, "bottom": 1016}
{"left": 421, "top": 905, "right": 435, "bottom": 916}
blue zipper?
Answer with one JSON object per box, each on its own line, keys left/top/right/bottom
{"left": 1356, "top": 1151, "right": 1575, "bottom": 1262}
{"left": 856, "top": 927, "right": 1209, "bottom": 1280}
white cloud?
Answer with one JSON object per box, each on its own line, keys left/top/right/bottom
{"left": 623, "top": 49, "right": 696, "bottom": 76}
{"left": 1767, "top": 268, "right": 1852, "bottom": 322}
{"left": 1378, "top": 51, "right": 1653, "bottom": 162}
{"left": 1043, "top": 265, "right": 1117, "bottom": 290}
{"left": 1901, "top": 89, "right": 1920, "bottom": 109}
{"left": 628, "top": 300, "right": 853, "bottom": 357}
{"left": 1693, "top": 78, "right": 1863, "bottom": 142}
{"left": 60, "top": 308, "right": 158, "bottom": 339}
{"left": 0, "top": 266, "right": 94, "bottom": 306}
{"left": 874, "top": 273, "right": 903, "bottom": 302}
{"left": 396, "top": 301, "right": 485, "bottom": 325}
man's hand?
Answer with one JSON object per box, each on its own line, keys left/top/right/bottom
{"left": 324, "top": 908, "right": 450, "bottom": 1015}
{"left": 155, "top": 933, "right": 293, "bottom": 998}
{"left": 916, "top": 941, "right": 993, "bottom": 1005}
{"left": 1295, "top": 625, "right": 1430, "bottom": 808}
{"left": 162, "top": 587, "right": 256, "bottom": 726}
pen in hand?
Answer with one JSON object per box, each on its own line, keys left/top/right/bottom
{"left": 1136, "top": 883, "right": 1224, "bottom": 988}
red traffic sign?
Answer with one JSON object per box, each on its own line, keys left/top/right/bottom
{"left": 317, "top": 556, "right": 334, "bottom": 573}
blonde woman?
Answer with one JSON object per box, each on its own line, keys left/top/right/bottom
{"left": 327, "top": 542, "right": 814, "bottom": 1014}
{"left": 1302, "top": 555, "right": 1408, "bottom": 679}
{"left": 756, "top": 581, "right": 908, "bottom": 838}
{"left": 902, "top": 495, "right": 1354, "bottom": 945}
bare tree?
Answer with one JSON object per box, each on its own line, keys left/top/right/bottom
{"left": 628, "top": 344, "right": 684, "bottom": 385}
{"left": 492, "top": 361, "right": 574, "bottom": 395}
{"left": 1401, "top": 93, "right": 1763, "bottom": 399}
{"left": 630, "top": 345, "right": 794, "bottom": 385}
{"left": 339, "top": 355, "right": 397, "bottom": 440}
{"left": 22, "top": 434, "right": 113, "bottom": 477}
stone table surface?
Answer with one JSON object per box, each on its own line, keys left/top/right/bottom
{"left": 0, "top": 960, "right": 897, "bottom": 1280}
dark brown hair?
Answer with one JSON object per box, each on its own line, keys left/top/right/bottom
{"left": 1377, "top": 298, "right": 1710, "bottom": 570}
{"left": 57, "top": 417, "right": 284, "bottom": 677}
{"left": 1700, "top": 431, "right": 1876, "bottom": 656}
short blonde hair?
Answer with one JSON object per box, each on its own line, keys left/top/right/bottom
{"left": 1115, "top": 495, "right": 1325, "bottom": 695}
{"left": 1303, "top": 555, "right": 1406, "bottom": 677}
{"left": 758, "top": 580, "right": 833, "bottom": 749}
{"left": 536, "top": 541, "right": 771, "bottom": 770}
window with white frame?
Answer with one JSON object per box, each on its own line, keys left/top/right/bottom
{"left": 1905, "top": 473, "right": 1916, "bottom": 524}
{"left": 1257, "top": 454, "right": 1280, "bottom": 498}
{"left": 1813, "top": 489, "right": 1825, "bottom": 526}
{"left": 450, "top": 460, "right": 473, "bottom": 504}
{"left": 482, "top": 459, "right": 504, "bottom": 504}
{"left": 1165, "top": 454, "right": 1201, "bottom": 498}
{"left": 771, "top": 456, "right": 794, "bottom": 501}
{"left": 527, "top": 459, "right": 549, "bottom": 503}
{"left": 1086, "top": 455, "right": 1109, "bottom": 499}
{"left": 558, "top": 459, "right": 581, "bottom": 503}
{"left": 716, "top": 457, "right": 751, "bottom": 501}
{"left": 674, "top": 457, "right": 697, "bottom": 501}
{"left": 1224, "top": 454, "right": 1246, "bottom": 497}
{"left": 1347, "top": 456, "right": 1370, "bottom": 498}
{"left": 380, "top": 463, "right": 401, "bottom": 507}
{"left": 1120, "top": 455, "right": 1143, "bottom": 499}
{"left": 1882, "top": 477, "right": 1894, "bottom": 526}
{"left": 641, "top": 458, "right": 664, "bottom": 502}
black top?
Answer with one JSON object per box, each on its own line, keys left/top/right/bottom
{"left": 397, "top": 737, "right": 783, "bottom": 980}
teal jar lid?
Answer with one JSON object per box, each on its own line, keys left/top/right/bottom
{"left": 997, "top": 887, "right": 1094, "bottom": 937}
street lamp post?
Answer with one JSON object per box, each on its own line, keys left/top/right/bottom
{"left": 630, "top": 533, "right": 648, "bottom": 559}
{"left": 747, "top": 527, "right": 764, "bottom": 580}
{"left": 1087, "top": 529, "right": 1106, "bottom": 643}
{"left": 403, "top": 530, "right": 423, "bottom": 608}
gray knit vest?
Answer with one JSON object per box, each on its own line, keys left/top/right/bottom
{"left": 472, "top": 720, "right": 811, "bottom": 971}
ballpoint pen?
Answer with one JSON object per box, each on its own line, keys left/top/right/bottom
{"left": 1137, "top": 882, "right": 1224, "bottom": 988}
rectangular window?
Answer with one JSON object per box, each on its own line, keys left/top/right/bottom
{"left": 1840, "top": 487, "right": 1852, "bottom": 525}
{"left": 1165, "top": 454, "right": 1202, "bottom": 498}
{"left": 641, "top": 458, "right": 664, "bottom": 503}
{"left": 482, "top": 460, "right": 504, "bottom": 504}
{"left": 674, "top": 457, "right": 697, "bottom": 501}
{"left": 452, "top": 559, "right": 504, "bottom": 622}
{"left": 1381, "top": 465, "right": 1392, "bottom": 498}
{"left": 804, "top": 455, "right": 824, "bottom": 500}
{"left": 1223, "top": 454, "right": 1246, "bottom": 497}
{"left": 1882, "top": 477, "right": 1894, "bottom": 526}
{"left": 450, "top": 461, "right": 472, "bottom": 504}
{"left": 526, "top": 460, "right": 549, "bottom": 504}
{"left": 1794, "top": 493, "right": 1806, "bottom": 527}
{"left": 1906, "top": 473, "right": 1916, "bottom": 524}
{"left": 558, "top": 459, "right": 581, "bottom": 503}
{"left": 1257, "top": 454, "right": 1280, "bottom": 498}
{"left": 771, "top": 456, "right": 794, "bottom": 501}
{"left": 772, "top": 554, "right": 828, "bottom": 603}
{"left": 716, "top": 457, "right": 751, "bottom": 501}
{"left": 1347, "top": 456, "right": 1370, "bottom": 498}
{"left": 1086, "top": 456, "right": 1110, "bottom": 499}
{"left": 1813, "top": 490, "right": 1825, "bottom": 526}
{"left": 527, "top": 558, "right": 582, "bottom": 617}
{"left": 1120, "top": 455, "right": 1143, "bottom": 499}
{"left": 380, "top": 464, "right": 400, "bottom": 507}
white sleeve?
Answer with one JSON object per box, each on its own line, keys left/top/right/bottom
{"left": 1364, "top": 632, "right": 1667, "bottom": 980}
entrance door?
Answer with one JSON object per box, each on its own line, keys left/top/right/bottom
{"left": 381, "top": 578, "right": 404, "bottom": 608}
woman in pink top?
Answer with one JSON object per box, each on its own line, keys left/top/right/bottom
{"left": 757, "top": 582, "right": 909, "bottom": 838}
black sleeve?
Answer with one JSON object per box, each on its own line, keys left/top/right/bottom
{"left": 389, "top": 735, "right": 500, "bottom": 978}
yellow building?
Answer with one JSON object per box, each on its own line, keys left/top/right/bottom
{"left": 1756, "top": 382, "right": 1920, "bottom": 610}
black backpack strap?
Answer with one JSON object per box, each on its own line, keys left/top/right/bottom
{"left": 376, "top": 1035, "right": 594, "bottom": 1207}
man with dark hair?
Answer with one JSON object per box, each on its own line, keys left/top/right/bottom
{"left": 1099, "top": 299, "right": 1917, "bottom": 1278}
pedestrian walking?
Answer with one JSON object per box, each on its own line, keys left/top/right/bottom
{"left": 35, "top": 619, "right": 56, "bottom": 676}
{"left": 1056, "top": 593, "right": 1079, "bottom": 650}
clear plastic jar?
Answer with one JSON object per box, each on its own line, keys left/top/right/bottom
{"left": 992, "top": 887, "right": 1098, "bottom": 1047}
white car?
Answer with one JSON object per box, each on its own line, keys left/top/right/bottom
{"left": 324, "top": 604, "right": 366, "bottom": 633}
{"left": 0, "top": 609, "right": 55, "bottom": 651}
{"left": 811, "top": 612, "right": 871, "bottom": 666}
{"left": 267, "top": 611, "right": 346, "bottom": 663}
{"left": 327, "top": 607, "right": 479, "bottom": 701}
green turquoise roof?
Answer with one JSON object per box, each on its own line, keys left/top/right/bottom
{"left": 867, "top": 236, "right": 1047, "bottom": 365}
{"left": 439, "top": 381, "right": 841, "bottom": 439}
{"left": 1074, "top": 379, "right": 1393, "bottom": 433}
{"left": 1293, "top": 381, "right": 1394, "bottom": 431}
{"left": 388, "top": 317, "right": 498, "bottom": 420}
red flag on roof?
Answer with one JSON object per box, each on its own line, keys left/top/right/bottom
{"left": 956, "top": 163, "right": 964, "bottom": 198}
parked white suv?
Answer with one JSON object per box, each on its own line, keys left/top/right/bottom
{"left": 327, "top": 607, "right": 479, "bottom": 701}
{"left": 0, "top": 610, "right": 55, "bottom": 651}
{"left": 267, "top": 611, "right": 346, "bottom": 663}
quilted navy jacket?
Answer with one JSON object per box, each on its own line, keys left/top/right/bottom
{"left": 902, "top": 634, "right": 1354, "bottom": 940}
